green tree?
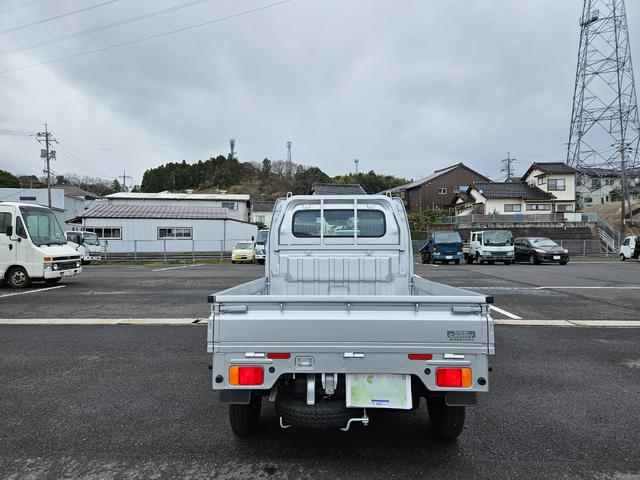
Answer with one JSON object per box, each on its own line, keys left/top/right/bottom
{"left": 0, "top": 169, "right": 21, "bottom": 188}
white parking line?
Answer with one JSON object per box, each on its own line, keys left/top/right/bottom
{"left": 0, "top": 318, "right": 203, "bottom": 325}
{"left": 414, "top": 262, "right": 438, "bottom": 267}
{"left": 152, "top": 264, "right": 201, "bottom": 272}
{"left": 490, "top": 305, "right": 522, "bottom": 320}
{"left": 495, "top": 319, "right": 640, "bottom": 328}
{"left": 458, "top": 285, "right": 640, "bottom": 290}
{"left": 0, "top": 285, "right": 66, "bottom": 298}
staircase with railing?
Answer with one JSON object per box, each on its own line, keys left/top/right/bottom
{"left": 597, "top": 218, "right": 621, "bottom": 254}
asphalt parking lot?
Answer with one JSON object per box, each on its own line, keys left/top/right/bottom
{"left": 1, "top": 259, "right": 639, "bottom": 321}
{"left": 1, "top": 260, "right": 639, "bottom": 479}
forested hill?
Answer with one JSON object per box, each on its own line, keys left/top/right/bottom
{"left": 140, "top": 155, "right": 408, "bottom": 199}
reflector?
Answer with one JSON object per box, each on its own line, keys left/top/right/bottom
{"left": 228, "top": 366, "right": 264, "bottom": 386}
{"left": 408, "top": 353, "right": 433, "bottom": 360}
{"left": 436, "top": 368, "right": 472, "bottom": 388}
{"left": 267, "top": 353, "right": 291, "bottom": 359}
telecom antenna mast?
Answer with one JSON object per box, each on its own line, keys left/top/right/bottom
{"left": 286, "top": 141, "right": 292, "bottom": 177}
{"left": 567, "top": 0, "right": 640, "bottom": 229}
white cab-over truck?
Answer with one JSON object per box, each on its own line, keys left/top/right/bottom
{"left": 465, "top": 230, "right": 514, "bottom": 265}
{"left": 0, "top": 202, "right": 82, "bottom": 288}
{"left": 65, "top": 230, "right": 103, "bottom": 264}
{"left": 208, "top": 195, "right": 494, "bottom": 439}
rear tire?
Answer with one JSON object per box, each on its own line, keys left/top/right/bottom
{"left": 6, "top": 266, "right": 30, "bottom": 289}
{"left": 454, "top": 259, "right": 460, "bottom": 265}
{"left": 620, "top": 253, "right": 626, "bottom": 261}
{"left": 228, "top": 394, "right": 262, "bottom": 438}
{"left": 529, "top": 254, "right": 539, "bottom": 265}
{"left": 427, "top": 397, "right": 466, "bottom": 440}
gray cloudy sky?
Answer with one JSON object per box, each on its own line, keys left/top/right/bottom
{"left": 1, "top": 0, "right": 639, "bottom": 186}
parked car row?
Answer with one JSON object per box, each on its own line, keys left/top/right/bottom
{"left": 419, "top": 229, "right": 570, "bottom": 266}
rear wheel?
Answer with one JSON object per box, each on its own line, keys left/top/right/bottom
{"left": 228, "top": 394, "right": 262, "bottom": 437}
{"left": 427, "top": 397, "right": 466, "bottom": 440}
{"left": 6, "top": 266, "right": 30, "bottom": 289}
{"left": 529, "top": 254, "right": 539, "bottom": 265}
{"left": 454, "top": 259, "right": 460, "bottom": 265}
{"left": 620, "top": 253, "right": 626, "bottom": 261}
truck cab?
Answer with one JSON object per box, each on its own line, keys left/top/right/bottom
{"left": 619, "top": 235, "right": 640, "bottom": 261}
{"left": 418, "top": 230, "right": 463, "bottom": 264}
{"left": 466, "top": 229, "right": 514, "bottom": 265}
{"left": 65, "top": 230, "right": 103, "bottom": 264}
{"left": 254, "top": 229, "right": 268, "bottom": 265}
{"left": 208, "top": 195, "right": 494, "bottom": 439}
{"left": 0, "top": 202, "right": 82, "bottom": 288}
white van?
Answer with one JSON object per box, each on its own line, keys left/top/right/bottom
{"left": 0, "top": 202, "right": 82, "bottom": 288}
{"left": 65, "top": 230, "right": 103, "bottom": 264}
{"left": 619, "top": 235, "right": 640, "bottom": 261}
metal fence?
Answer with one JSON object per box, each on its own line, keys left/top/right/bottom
{"left": 100, "top": 239, "right": 251, "bottom": 261}
{"left": 440, "top": 212, "right": 598, "bottom": 225}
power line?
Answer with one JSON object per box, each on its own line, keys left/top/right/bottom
{"left": 1, "top": 0, "right": 212, "bottom": 57}
{"left": 0, "top": 0, "right": 293, "bottom": 74}
{"left": 55, "top": 140, "right": 113, "bottom": 179}
{"left": 0, "top": 0, "right": 45, "bottom": 15}
{"left": 0, "top": 0, "right": 121, "bottom": 35}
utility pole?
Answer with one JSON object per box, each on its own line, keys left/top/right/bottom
{"left": 500, "top": 152, "right": 517, "bottom": 181}
{"left": 35, "top": 123, "right": 57, "bottom": 208}
{"left": 118, "top": 170, "right": 132, "bottom": 192}
{"left": 286, "top": 141, "right": 292, "bottom": 177}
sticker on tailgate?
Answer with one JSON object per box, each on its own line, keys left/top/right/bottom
{"left": 447, "top": 330, "right": 476, "bottom": 342}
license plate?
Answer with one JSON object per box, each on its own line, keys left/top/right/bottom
{"left": 346, "top": 374, "right": 412, "bottom": 410}
{"left": 553, "top": 255, "right": 561, "bottom": 260}
{"left": 64, "top": 271, "right": 74, "bottom": 277}
{"left": 445, "top": 256, "right": 453, "bottom": 259}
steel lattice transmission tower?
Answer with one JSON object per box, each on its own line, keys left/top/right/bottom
{"left": 567, "top": 0, "right": 640, "bottom": 204}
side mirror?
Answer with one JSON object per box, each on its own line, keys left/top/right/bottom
{"left": 5, "top": 225, "right": 12, "bottom": 237}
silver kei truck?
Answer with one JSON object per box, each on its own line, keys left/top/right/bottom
{"left": 207, "top": 194, "right": 494, "bottom": 439}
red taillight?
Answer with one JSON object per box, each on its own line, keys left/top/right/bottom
{"left": 408, "top": 353, "right": 433, "bottom": 360}
{"left": 436, "top": 368, "right": 472, "bottom": 388}
{"left": 229, "top": 366, "right": 264, "bottom": 385}
{"left": 267, "top": 353, "right": 291, "bottom": 359}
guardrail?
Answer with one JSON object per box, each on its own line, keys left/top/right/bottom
{"left": 441, "top": 212, "right": 598, "bottom": 225}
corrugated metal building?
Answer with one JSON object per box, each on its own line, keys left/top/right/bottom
{"left": 74, "top": 203, "right": 257, "bottom": 254}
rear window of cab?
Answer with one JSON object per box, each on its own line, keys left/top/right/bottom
{"left": 292, "top": 209, "right": 386, "bottom": 238}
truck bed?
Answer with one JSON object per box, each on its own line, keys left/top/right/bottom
{"left": 208, "top": 276, "right": 494, "bottom": 392}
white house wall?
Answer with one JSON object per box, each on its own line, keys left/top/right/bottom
{"left": 82, "top": 217, "right": 257, "bottom": 253}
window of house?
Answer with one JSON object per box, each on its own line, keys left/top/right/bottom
{"left": 585, "top": 197, "right": 593, "bottom": 203}
{"left": 591, "top": 178, "right": 601, "bottom": 188}
{"left": 537, "top": 176, "right": 546, "bottom": 185}
{"left": 548, "top": 179, "right": 566, "bottom": 191}
{"left": 157, "top": 227, "right": 192, "bottom": 239}
{"left": 556, "top": 204, "right": 573, "bottom": 212}
{"left": 504, "top": 204, "right": 521, "bottom": 212}
{"left": 85, "top": 227, "right": 122, "bottom": 239}
{"left": 292, "top": 209, "right": 386, "bottom": 238}
{"left": 437, "top": 187, "right": 447, "bottom": 195}
{"left": 526, "top": 204, "right": 551, "bottom": 211}
{"left": 221, "top": 201, "right": 238, "bottom": 210}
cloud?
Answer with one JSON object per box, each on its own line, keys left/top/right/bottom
{"left": 0, "top": 0, "right": 638, "bottom": 185}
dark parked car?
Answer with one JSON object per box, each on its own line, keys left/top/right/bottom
{"left": 514, "top": 237, "right": 569, "bottom": 265}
